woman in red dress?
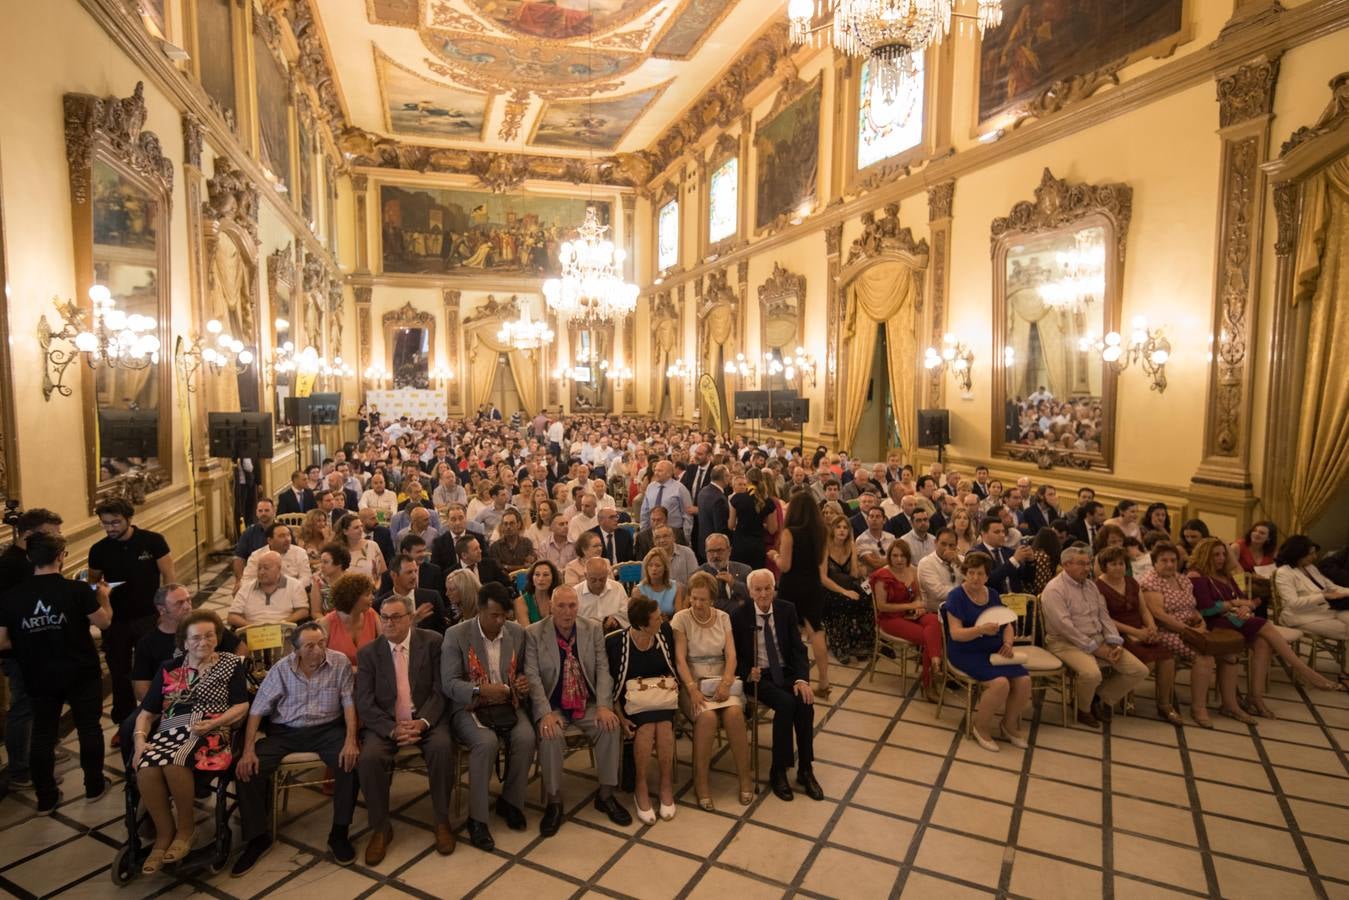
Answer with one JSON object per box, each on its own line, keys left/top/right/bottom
{"left": 869, "top": 541, "right": 943, "bottom": 702}
{"left": 1094, "top": 546, "right": 1178, "bottom": 724}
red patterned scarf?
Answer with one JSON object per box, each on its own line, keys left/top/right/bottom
{"left": 556, "top": 627, "right": 588, "bottom": 721}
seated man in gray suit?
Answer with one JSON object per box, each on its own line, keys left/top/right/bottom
{"left": 525, "top": 585, "right": 631, "bottom": 837}
{"left": 355, "top": 596, "right": 455, "bottom": 866}
{"left": 439, "top": 583, "right": 535, "bottom": 852}
{"left": 698, "top": 533, "right": 751, "bottom": 612}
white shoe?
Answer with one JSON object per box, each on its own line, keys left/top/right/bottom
{"left": 998, "top": 725, "right": 1028, "bottom": 749}
{"left": 634, "top": 802, "right": 657, "bottom": 825}
{"left": 658, "top": 802, "right": 676, "bottom": 821}
{"left": 971, "top": 728, "right": 1000, "bottom": 752}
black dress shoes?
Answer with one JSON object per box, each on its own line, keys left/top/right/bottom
{"left": 230, "top": 836, "right": 272, "bottom": 877}
{"left": 495, "top": 797, "right": 527, "bottom": 831}
{"left": 467, "top": 818, "right": 495, "bottom": 852}
{"left": 328, "top": 827, "right": 355, "bottom": 866}
{"left": 770, "top": 769, "right": 794, "bottom": 802}
{"left": 539, "top": 802, "right": 564, "bottom": 837}
{"left": 594, "top": 794, "right": 633, "bottom": 826}
{"left": 796, "top": 768, "right": 825, "bottom": 801}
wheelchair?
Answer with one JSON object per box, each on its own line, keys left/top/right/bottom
{"left": 110, "top": 734, "right": 243, "bottom": 885}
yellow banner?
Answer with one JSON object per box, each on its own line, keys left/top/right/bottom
{"left": 295, "top": 372, "right": 317, "bottom": 398}
{"left": 697, "top": 373, "right": 724, "bottom": 436}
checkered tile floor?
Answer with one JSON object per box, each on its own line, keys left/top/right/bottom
{"left": 1, "top": 562, "right": 1346, "bottom": 899}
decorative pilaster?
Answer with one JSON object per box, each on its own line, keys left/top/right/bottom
{"left": 926, "top": 180, "right": 955, "bottom": 407}
{"left": 823, "top": 223, "right": 843, "bottom": 437}
{"left": 1190, "top": 54, "right": 1280, "bottom": 524}
{"left": 355, "top": 285, "right": 372, "bottom": 403}
{"left": 737, "top": 257, "right": 750, "bottom": 360}
{"left": 181, "top": 113, "right": 213, "bottom": 467}
{"left": 442, "top": 288, "right": 462, "bottom": 414}
{"left": 352, "top": 174, "right": 370, "bottom": 273}
{"left": 623, "top": 316, "right": 637, "bottom": 413}
{"left": 675, "top": 285, "right": 687, "bottom": 419}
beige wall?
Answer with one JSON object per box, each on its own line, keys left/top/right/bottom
{"left": 0, "top": 0, "right": 342, "bottom": 570}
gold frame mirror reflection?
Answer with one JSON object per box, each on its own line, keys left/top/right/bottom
{"left": 65, "top": 83, "right": 174, "bottom": 510}
{"left": 990, "top": 168, "right": 1132, "bottom": 472}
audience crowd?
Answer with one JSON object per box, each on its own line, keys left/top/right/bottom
{"left": 0, "top": 406, "right": 1347, "bottom": 878}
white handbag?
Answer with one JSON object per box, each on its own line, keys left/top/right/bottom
{"left": 623, "top": 676, "right": 679, "bottom": 714}
{"left": 698, "top": 677, "right": 745, "bottom": 698}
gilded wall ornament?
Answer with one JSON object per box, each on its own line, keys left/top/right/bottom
{"left": 1280, "top": 71, "right": 1349, "bottom": 155}
{"left": 846, "top": 203, "right": 929, "bottom": 266}
{"left": 927, "top": 181, "right": 955, "bottom": 221}
{"left": 1216, "top": 55, "right": 1281, "bottom": 128}
{"left": 182, "top": 113, "right": 203, "bottom": 169}
{"left": 990, "top": 168, "right": 1132, "bottom": 259}
{"left": 291, "top": 0, "right": 347, "bottom": 128}
{"left": 203, "top": 158, "right": 260, "bottom": 240}
{"left": 64, "top": 82, "right": 173, "bottom": 206}
{"left": 1008, "top": 63, "right": 1124, "bottom": 130}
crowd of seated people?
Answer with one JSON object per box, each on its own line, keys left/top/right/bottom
{"left": 4, "top": 406, "right": 1349, "bottom": 884}
{"left": 1007, "top": 387, "right": 1105, "bottom": 452}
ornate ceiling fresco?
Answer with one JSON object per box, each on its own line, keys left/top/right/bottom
{"left": 315, "top": 0, "right": 776, "bottom": 165}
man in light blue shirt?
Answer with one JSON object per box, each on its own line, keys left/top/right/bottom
{"left": 639, "top": 460, "right": 694, "bottom": 532}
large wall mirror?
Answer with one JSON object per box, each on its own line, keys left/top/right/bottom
{"left": 758, "top": 262, "right": 805, "bottom": 384}
{"left": 66, "top": 83, "right": 174, "bottom": 507}
{"left": 384, "top": 301, "right": 435, "bottom": 390}
{"left": 570, "top": 324, "right": 615, "bottom": 411}
{"left": 991, "top": 169, "right": 1132, "bottom": 470}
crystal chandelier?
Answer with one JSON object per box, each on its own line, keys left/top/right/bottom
{"left": 543, "top": 207, "right": 639, "bottom": 325}
{"left": 496, "top": 307, "right": 555, "bottom": 350}
{"left": 788, "top": 0, "right": 1003, "bottom": 102}
{"left": 1038, "top": 233, "right": 1106, "bottom": 311}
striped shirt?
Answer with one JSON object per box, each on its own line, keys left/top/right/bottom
{"left": 250, "top": 648, "right": 354, "bottom": 727}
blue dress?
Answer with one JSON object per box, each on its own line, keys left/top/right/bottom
{"left": 943, "top": 586, "right": 1028, "bottom": 681}
{"left": 639, "top": 583, "right": 678, "bottom": 617}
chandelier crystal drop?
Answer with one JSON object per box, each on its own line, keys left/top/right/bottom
{"left": 543, "top": 207, "right": 639, "bottom": 325}
{"left": 1037, "top": 233, "right": 1106, "bottom": 311}
{"left": 789, "top": 0, "right": 1002, "bottom": 102}
{"left": 496, "top": 307, "right": 555, "bottom": 350}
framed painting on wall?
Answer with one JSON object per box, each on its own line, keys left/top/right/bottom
{"left": 977, "top": 0, "right": 1186, "bottom": 127}
{"left": 254, "top": 19, "right": 292, "bottom": 191}
{"left": 378, "top": 184, "right": 612, "bottom": 277}
{"left": 195, "top": 0, "right": 237, "bottom": 125}
{"left": 754, "top": 74, "right": 821, "bottom": 232}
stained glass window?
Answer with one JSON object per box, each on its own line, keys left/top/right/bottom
{"left": 658, "top": 199, "right": 679, "bottom": 270}
{"left": 857, "top": 55, "right": 925, "bottom": 171}
{"left": 708, "top": 157, "right": 738, "bottom": 243}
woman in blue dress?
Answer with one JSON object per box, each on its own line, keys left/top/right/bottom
{"left": 944, "top": 551, "right": 1032, "bottom": 753}
{"left": 634, "top": 548, "right": 684, "bottom": 619}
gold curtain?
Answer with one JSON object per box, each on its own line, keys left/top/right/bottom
{"left": 1008, "top": 291, "right": 1070, "bottom": 398}
{"left": 465, "top": 322, "right": 541, "bottom": 416}
{"left": 838, "top": 262, "right": 919, "bottom": 459}
{"left": 1289, "top": 156, "right": 1349, "bottom": 531}
{"left": 702, "top": 304, "right": 734, "bottom": 425}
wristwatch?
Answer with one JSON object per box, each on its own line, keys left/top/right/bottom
{"left": 472, "top": 684, "right": 481, "bottom": 701}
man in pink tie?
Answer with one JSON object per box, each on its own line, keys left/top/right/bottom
{"left": 355, "top": 595, "right": 455, "bottom": 864}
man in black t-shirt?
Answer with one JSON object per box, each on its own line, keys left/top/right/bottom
{"left": 0, "top": 508, "right": 63, "bottom": 789}
{"left": 87, "top": 498, "right": 174, "bottom": 734}
{"left": 0, "top": 534, "right": 112, "bottom": 813}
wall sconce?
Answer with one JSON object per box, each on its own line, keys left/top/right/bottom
{"left": 606, "top": 359, "right": 634, "bottom": 384}
{"left": 38, "top": 287, "right": 161, "bottom": 400}
{"left": 665, "top": 358, "right": 695, "bottom": 382}
{"left": 1079, "top": 315, "right": 1171, "bottom": 392}
{"left": 363, "top": 363, "right": 391, "bottom": 387}
{"left": 764, "top": 346, "right": 817, "bottom": 387}
{"left": 924, "top": 333, "right": 974, "bottom": 394}
{"left": 724, "top": 352, "right": 757, "bottom": 382}
{"left": 430, "top": 363, "right": 455, "bottom": 386}
{"left": 176, "top": 319, "right": 254, "bottom": 390}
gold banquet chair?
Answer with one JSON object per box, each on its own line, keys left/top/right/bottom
{"left": 1000, "top": 593, "right": 1070, "bottom": 727}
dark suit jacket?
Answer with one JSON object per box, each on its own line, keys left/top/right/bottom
{"left": 971, "top": 542, "right": 1031, "bottom": 595}
{"left": 680, "top": 464, "right": 711, "bottom": 505}
{"left": 1021, "top": 504, "right": 1058, "bottom": 537}
{"left": 376, "top": 588, "right": 449, "bottom": 633}
{"left": 368, "top": 525, "right": 395, "bottom": 564}
{"left": 378, "top": 561, "right": 445, "bottom": 603}
{"left": 458, "top": 558, "right": 512, "bottom": 594}
{"left": 694, "top": 483, "right": 730, "bottom": 559}
{"left": 730, "top": 600, "right": 810, "bottom": 684}
{"left": 589, "top": 525, "right": 635, "bottom": 565}
{"left": 340, "top": 487, "right": 359, "bottom": 512}
{"left": 884, "top": 513, "right": 912, "bottom": 538}
{"left": 277, "top": 487, "right": 316, "bottom": 515}
{"left": 428, "top": 527, "right": 487, "bottom": 572}
{"left": 697, "top": 561, "right": 751, "bottom": 612}
{"left": 971, "top": 482, "right": 990, "bottom": 500}
{"left": 850, "top": 512, "right": 869, "bottom": 537}
{"left": 355, "top": 629, "right": 446, "bottom": 740}
{"left": 1067, "top": 518, "right": 1099, "bottom": 547}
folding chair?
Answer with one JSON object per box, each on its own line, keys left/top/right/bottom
{"left": 1000, "top": 593, "right": 1069, "bottom": 726}
{"left": 511, "top": 568, "right": 530, "bottom": 596}
{"left": 613, "top": 561, "right": 643, "bottom": 591}
{"left": 935, "top": 602, "right": 982, "bottom": 739}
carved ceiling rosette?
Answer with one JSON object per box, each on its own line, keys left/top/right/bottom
{"left": 990, "top": 168, "right": 1132, "bottom": 259}
{"left": 847, "top": 203, "right": 930, "bottom": 267}
{"left": 64, "top": 82, "right": 173, "bottom": 206}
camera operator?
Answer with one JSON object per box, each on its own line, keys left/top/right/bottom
{"left": 0, "top": 507, "right": 63, "bottom": 790}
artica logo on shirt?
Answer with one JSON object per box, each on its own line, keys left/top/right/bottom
{"left": 22, "top": 599, "right": 68, "bottom": 630}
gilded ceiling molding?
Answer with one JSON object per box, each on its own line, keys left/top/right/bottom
{"left": 64, "top": 82, "right": 173, "bottom": 206}
{"left": 430, "top": 2, "right": 488, "bottom": 32}
{"left": 499, "top": 90, "right": 530, "bottom": 142}
{"left": 426, "top": 57, "right": 628, "bottom": 101}
{"left": 290, "top": 0, "right": 348, "bottom": 129}
{"left": 990, "top": 168, "right": 1131, "bottom": 260}
{"left": 646, "top": 20, "right": 791, "bottom": 177}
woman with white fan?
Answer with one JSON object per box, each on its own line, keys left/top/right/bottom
{"left": 943, "top": 552, "right": 1032, "bottom": 752}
